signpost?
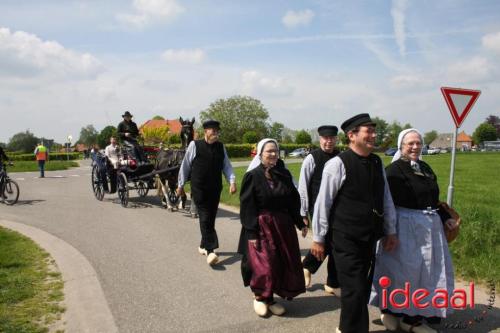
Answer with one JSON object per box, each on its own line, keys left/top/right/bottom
{"left": 440, "top": 87, "right": 481, "bottom": 206}
{"left": 67, "top": 135, "right": 73, "bottom": 161}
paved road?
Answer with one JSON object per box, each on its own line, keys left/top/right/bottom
{"left": 1, "top": 160, "right": 498, "bottom": 333}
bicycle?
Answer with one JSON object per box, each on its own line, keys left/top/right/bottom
{"left": 0, "top": 163, "right": 20, "bottom": 205}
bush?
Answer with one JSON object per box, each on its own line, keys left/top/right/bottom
{"left": 242, "top": 131, "right": 259, "bottom": 144}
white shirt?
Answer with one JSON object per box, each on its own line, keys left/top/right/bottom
{"left": 312, "top": 156, "right": 397, "bottom": 243}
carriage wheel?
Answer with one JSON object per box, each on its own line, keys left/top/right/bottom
{"left": 136, "top": 181, "right": 149, "bottom": 197}
{"left": 117, "top": 173, "right": 129, "bottom": 207}
{"left": 2, "top": 179, "right": 20, "bottom": 205}
{"left": 167, "top": 188, "right": 179, "bottom": 205}
{"left": 91, "top": 165, "right": 105, "bottom": 201}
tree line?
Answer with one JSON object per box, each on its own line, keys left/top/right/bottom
{"left": 2, "top": 96, "right": 499, "bottom": 152}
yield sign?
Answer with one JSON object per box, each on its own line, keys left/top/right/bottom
{"left": 441, "top": 87, "right": 481, "bottom": 128}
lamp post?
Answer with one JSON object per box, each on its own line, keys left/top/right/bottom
{"left": 67, "top": 135, "right": 72, "bottom": 161}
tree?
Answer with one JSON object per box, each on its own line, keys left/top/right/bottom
{"left": 385, "top": 121, "right": 412, "bottom": 147}
{"left": 473, "top": 123, "right": 497, "bottom": 145}
{"left": 485, "top": 115, "right": 500, "bottom": 138}
{"left": 78, "top": 125, "right": 98, "bottom": 147}
{"left": 199, "top": 95, "right": 270, "bottom": 143}
{"left": 0, "top": 142, "right": 6, "bottom": 149}
{"left": 242, "top": 131, "right": 259, "bottom": 144}
{"left": 7, "top": 130, "right": 39, "bottom": 153}
{"left": 372, "top": 117, "right": 389, "bottom": 147}
{"left": 152, "top": 115, "right": 165, "bottom": 120}
{"left": 96, "top": 126, "right": 117, "bottom": 149}
{"left": 295, "top": 130, "right": 312, "bottom": 144}
{"left": 268, "top": 122, "right": 284, "bottom": 141}
{"left": 424, "top": 130, "right": 438, "bottom": 146}
{"left": 142, "top": 126, "right": 170, "bottom": 145}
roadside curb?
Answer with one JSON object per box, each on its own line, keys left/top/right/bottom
{"left": 0, "top": 220, "right": 118, "bottom": 333}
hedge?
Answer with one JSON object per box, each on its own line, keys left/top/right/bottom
{"left": 7, "top": 152, "right": 82, "bottom": 161}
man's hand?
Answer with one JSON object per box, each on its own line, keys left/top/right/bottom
{"left": 125, "top": 133, "right": 130, "bottom": 137}
{"left": 229, "top": 183, "right": 237, "bottom": 194}
{"left": 176, "top": 187, "right": 185, "bottom": 197}
{"left": 302, "top": 216, "right": 310, "bottom": 227}
{"left": 311, "top": 241, "right": 325, "bottom": 261}
{"left": 249, "top": 239, "right": 260, "bottom": 251}
{"left": 382, "top": 234, "right": 399, "bottom": 252}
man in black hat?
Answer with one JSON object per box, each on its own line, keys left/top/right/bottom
{"left": 177, "top": 119, "right": 237, "bottom": 266}
{"left": 298, "top": 125, "right": 341, "bottom": 295}
{"left": 117, "top": 111, "right": 147, "bottom": 163}
{"left": 311, "top": 113, "right": 398, "bottom": 333}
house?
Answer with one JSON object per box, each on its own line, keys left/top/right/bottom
{"left": 140, "top": 119, "right": 182, "bottom": 135}
{"left": 74, "top": 143, "right": 88, "bottom": 152}
{"left": 456, "top": 131, "right": 473, "bottom": 150}
{"left": 429, "top": 133, "right": 453, "bottom": 149}
{"left": 429, "top": 131, "right": 473, "bottom": 151}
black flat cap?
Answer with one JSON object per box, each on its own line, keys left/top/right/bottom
{"left": 341, "top": 113, "right": 376, "bottom": 133}
{"left": 122, "top": 111, "right": 133, "bottom": 117}
{"left": 318, "top": 125, "right": 338, "bottom": 137}
{"left": 203, "top": 119, "right": 220, "bottom": 129}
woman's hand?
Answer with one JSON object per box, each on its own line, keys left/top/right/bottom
{"left": 249, "top": 239, "right": 260, "bottom": 251}
{"left": 445, "top": 218, "right": 458, "bottom": 230}
{"left": 382, "top": 234, "right": 399, "bottom": 252}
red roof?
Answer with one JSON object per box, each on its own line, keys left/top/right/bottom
{"left": 456, "top": 131, "right": 472, "bottom": 142}
{"left": 140, "top": 119, "right": 182, "bottom": 134}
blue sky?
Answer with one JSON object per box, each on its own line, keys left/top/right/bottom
{"left": 1, "top": 0, "right": 500, "bottom": 144}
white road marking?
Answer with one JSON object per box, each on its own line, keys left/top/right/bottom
{"left": 15, "top": 178, "right": 25, "bottom": 181}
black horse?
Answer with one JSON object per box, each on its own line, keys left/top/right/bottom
{"left": 179, "top": 117, "right": 195, "bottom": 148}
{"left": 154, "top": 117, "right": 196, "bottom": 214}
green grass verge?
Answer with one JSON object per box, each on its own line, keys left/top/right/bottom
{"left": 217, "top": 152, "right": 500, "bottom": 285}
{"left": 0, "top": 226, "right": 65, "bottom": 333}
{"left": 7, "top": 161, "right": 79, "bottom": 173}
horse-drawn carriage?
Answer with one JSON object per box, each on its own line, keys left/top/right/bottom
{"left": 91, "top": 117, "right": 196, "bottom": 214}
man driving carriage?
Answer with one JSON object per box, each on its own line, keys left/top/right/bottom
{"left": 117, "top": 111, "right": 147, "bottom": 164}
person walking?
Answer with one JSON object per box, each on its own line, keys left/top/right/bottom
{"left": 298, "top": 125, "right": 341, "bottom": 295}
{"left": 369, "top": 129, "right": 458, "bottom": 333}
{"left": 238, "top": 138, "right": 307, "bottom": 317}
{"left": 34, "top": 142, "right": 49, "bottom": 178}
{"left": 311, "top": 113, "right": 398, "bottom": 333}
{"left": 177, "top": 120, "right": 237, "bottom": 266}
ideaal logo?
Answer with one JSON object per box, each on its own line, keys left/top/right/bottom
{"left": 378, "top": 276, "right": 475, "bottom": 310}
{"left": 378, "top": 276, "right": 497, "bottom": 330}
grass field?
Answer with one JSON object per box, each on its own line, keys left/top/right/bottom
{"left": 217, "top": 152, "right": 500, "bottom": 285}
{"left": 6, "top": 161, "right": 79, "bottom": 173}
{"left": 0, "top": 227, "right": 65, "bottom": 333}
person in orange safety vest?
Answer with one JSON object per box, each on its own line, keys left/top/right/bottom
{"left": 34, "top": 143, "right": 49, "bottom": 178}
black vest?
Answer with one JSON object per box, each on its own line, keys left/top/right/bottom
{"left": 330, "top": 149, "right": 385, "bottom": 241}
{"left": 191, "top": 140, "right": 225, "bottom": 194}
{"left": 308, "top": 148, "right": 339, "bottom": 215}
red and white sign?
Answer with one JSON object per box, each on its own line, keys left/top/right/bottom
{"left": 441, "top": 87, "right": 481, "bottom": 128}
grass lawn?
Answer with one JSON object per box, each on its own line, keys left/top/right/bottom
{"left": 218, "top": 152, "right": 500, "bottom": 285}
{"left": 7, "top": 161, "right": 79, "bottom": 173}
{"left": 0, "top": 227, "right": 65, "bottom": 333}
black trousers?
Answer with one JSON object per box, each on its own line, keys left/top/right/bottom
{"left": 123, "top": 140, "right": 147, "bottom": 163}
{"left": 193, "top": 193, "right": 221, "bottom": 251}
{"left": 302, "top": 230, "right": 339, "bottom": 288}
{"left": 331, "top": 231, "right": 376, "bottom": 333}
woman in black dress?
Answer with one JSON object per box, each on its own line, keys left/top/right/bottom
{"left": 238, "top": 138, "right": 308, "bottom": 317}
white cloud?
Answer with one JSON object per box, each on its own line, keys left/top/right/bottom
{"left": 390, "top": 74, "right": 432, "bottom": 89}
{"left": 391, "top": 0, "right": 408, "bottom": 57}
{"left": 162, "top": 49, "right": 205, "bottom": 64}
{"left": 116, "top": 0, "right": 184, "bottom": 29}
{"left": 282, "top": 9, "right": 315, "bottom": 29}
{"left": 446, "top": 56, "right": 494, "bottom": 82}
{"left": 241, "top": 71, "right": 293, "bottom": 96}
{"left": 0, "top": 27, "right": 103, "bottom": 79}
{"left": 482, "top": 31, "right": 500, "bottom": 53}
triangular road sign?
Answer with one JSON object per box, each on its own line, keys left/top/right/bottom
{"left": 441, "top": 87, "right": 481, "bottom": 128}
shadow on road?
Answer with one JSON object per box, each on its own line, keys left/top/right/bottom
{"left": 11, "top": 199, "right": 46, "bottom": 206}
{"left": 216, "top": 251, "right": 241, "bottom": 267}
{"left": 283, "top": 294, "right": 341, "bottom": 318}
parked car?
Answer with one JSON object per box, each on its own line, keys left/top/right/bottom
{"left": 427, "top": 147, "right": 441, "bottom": 155}
{"left": 384, "top": 147, "right": 398, "bottom": 156}
{"left": 289, "top": 148, "right": 308, "bottom": 158}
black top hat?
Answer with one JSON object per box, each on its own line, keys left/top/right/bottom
{"left": 122, "top": 111, "right": 133, "bottom": 118}
{"left": 203, "top": 119, "right": 220, "bottom": 129}
{"left": 318, "top": 125, "right": 338, "bottom": 137}
{"left": 341, "top": 113, "right": 376, "bottom": 133}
